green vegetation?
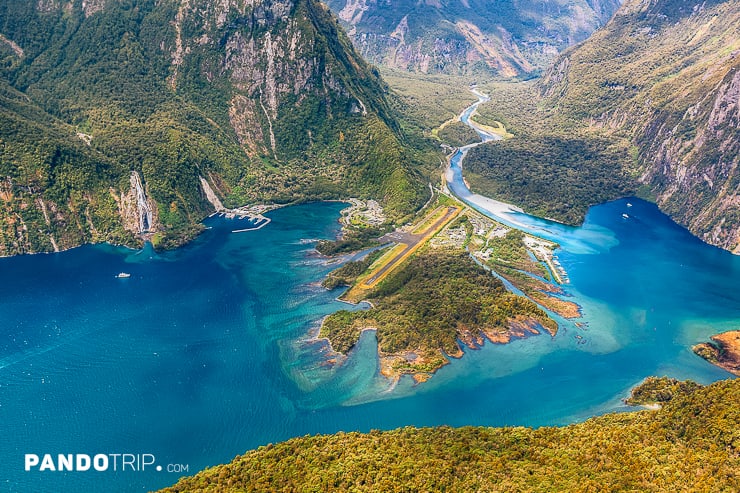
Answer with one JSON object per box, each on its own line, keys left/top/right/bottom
{"left": 437, "top": 120, "right": 480, "bottom": 148}
{"left": 322, "top": 248, "right": 387, "bottom": 289}
{"left": 456, "top": 213, "right": 579, "bottom": 318}
{"left": 320, "top": 250, "right": 556, "bottom": 376}
{"left": 465, "top": 135, "right": 637, "bottom": 225}
{"left": 160, "top": 377, "right": 740, "bottom": 492}
{"left": 0, "top": 80, "right": 135, "bottom": 255}
{"left": 531, "top": 0, "right": 740, "bottom": 250}
{"left": 484, "top": 230, "right": 537, "bottom": 270}
{"left": 625, "top": 376, "right": 701, "bottom": 407}
{"left": 380, "top": 69, "right": 478, "bottom": 131}
{"left": 474, "top": 80, "right": 540, "bottom": 135}
{"left": 0, "top": 0, "right": 431, "bottom": 254}
{"left": 315, "top": 226, "right": 386, "bottom": 256}
{"left": 458, "top": 0, "right": 740, "bottom": 252}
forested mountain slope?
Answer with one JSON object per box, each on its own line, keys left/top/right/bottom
{"left": 160, "top": 377, "right": 740, "bottom": 492}
{"left": 539, "top": 0, "right": 740, "bottom": 251}
{"left": 0, "top": 0, "right": 426, "bottom": 254}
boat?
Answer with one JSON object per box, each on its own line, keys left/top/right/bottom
{"left": 622, "top": 214, "right": 629, "bottom": 219}
{"left": 115, "top": 272, "right": 131, "bottom": 278}
{"left": 627, "top": 202, "right": 633, "bottom": 207}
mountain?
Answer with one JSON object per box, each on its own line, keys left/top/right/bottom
{"left": 159, "top": 377, "right": 740, "bottom": 491}
{"left": 326, "top": 0, "right": 622, "bottom": 76}
{"left": 539, "top": 0, "right": 740, "bottom": 252}
{"left": 0, "top": 0, "right": 426, "bottom": 254}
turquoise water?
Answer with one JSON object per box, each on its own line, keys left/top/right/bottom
{"left": 1, "top": 200, "right": 737, "bottom": 492}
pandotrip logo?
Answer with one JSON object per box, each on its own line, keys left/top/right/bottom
{"left": 24, "top": 453, "right": 189, "bottom": 473}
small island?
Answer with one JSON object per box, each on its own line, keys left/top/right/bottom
{"left": 317, "top": 197, "right": 575, "bottom": 383}
{"left": 693, "top": 330, "right": 740, "bottom": 376}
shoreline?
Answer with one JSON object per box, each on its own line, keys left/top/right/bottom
{"left": 443, "top": 90, "right": 583, "bottom": 319}
{"left": 0, "top": 200, "right": 288, "bottom": 259}
{"left": 308, "top": 88, "right": 582, "bottom": 387}
{"left": 693, "top": 330, "right": 740, "bottom": 376}
{"left": 316, "top": 313, "right": 554, "bottom": 386}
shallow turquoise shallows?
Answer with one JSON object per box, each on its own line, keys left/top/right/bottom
{"left": 1, "top": 200, "right": 737, "bottom": 492}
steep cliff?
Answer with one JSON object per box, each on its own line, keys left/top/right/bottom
{"left": 327, "top": 0, "right": 622, "bottom": 75}
{"left": 539, "top": 0, "right": 740, "bottom": 252}
{"left": 0, "top": 0, "right": 425, "bottom": 254}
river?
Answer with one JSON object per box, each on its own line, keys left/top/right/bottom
{"left": 445, "top": 89, "right": 618, "bottom": 254}
{"left": 1, "top": 95, "right": 738, "bottom": 492}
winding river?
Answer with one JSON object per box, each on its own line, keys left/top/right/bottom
{"left": 445, "top": 89, "right": 618, "bottom": 254}
{"left": 1, "top": 91, "right": 738, "bottom": 493}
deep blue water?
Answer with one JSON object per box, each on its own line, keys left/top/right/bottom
{"left": 1, "top": 199, "right": 737, "bottom": 492}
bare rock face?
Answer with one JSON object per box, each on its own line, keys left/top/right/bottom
{"left": 641, "top": 68, "right": 740, "bottom": 253}
{"left": 161, "top": 0, "right": 385, "bottom": 161}
{"left": 229, "top": 94, "right": 267, "bottom": 157}
{"left": 36, "top": 0, "right": 107, "bottom": 15}
{"left": 168, "top": 0, "right": 351, "bottom": 102}
{"left": 119, "top": 172, "right": 158, "bottom": 236}
{"left": 693, "top": 330, "right": 740, "bottom": 376}
{"left": 81, "top": 0, "right": 107, "bottom": 17}
{"left": 131, "top": 171, "right": 156, "bottom": 234}
{"left": 326, "top": 0, "right": 622, "bottom": 75}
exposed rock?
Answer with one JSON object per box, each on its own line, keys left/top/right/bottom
{"left": 0, "top": 34, "right": 24, "bottom": 58}
{"left": 81, "top": 0, "right": 106, "bottom": 17}
{"left": 119, "top": 172, "right": 158, "bottom": 236}
{"left": 228, "top": 94, "right": 266, "bottom": 157}
{"left": 199, "top": 176, "right": 225, "bottom": 212}
{"left": 0, "top": 0, "right": 419, "bottom": 254}
{"left": 338, "top": 0, "right": 369, "bottom": 25}
{"left": 693, "top": 330, "right": 740, "bottom": 376}
{"left": 327, "top": 0, "right": 621, "bottom": 75}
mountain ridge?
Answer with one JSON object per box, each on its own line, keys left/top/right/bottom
{"left": 463, "top": 0, "right": 738, "bottom": 252}
{"left": 0, "top": 0, "right": 427, "bottom": 255}
{"left": 539, "top": 0, "right": 739, "bottom": 252}
{"left": 327, "top": 0, "right": 622, "bottom": 76}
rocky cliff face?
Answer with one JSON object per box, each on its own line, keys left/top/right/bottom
{"left": 0, "top": 0, "right": 423, "bottom": 254}
{"left": 327, "top": 0, "right": 622, "bottom": 75}
{"left": 539, "top": 0, "right": 739, "bottom": 252}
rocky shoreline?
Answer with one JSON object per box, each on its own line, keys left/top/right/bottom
{"left": 693, "top": 330, "right": 740, "bottom": 376}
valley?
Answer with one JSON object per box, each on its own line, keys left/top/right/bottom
{"left": 0, "top": 0, "right": 738, "bottom": 492}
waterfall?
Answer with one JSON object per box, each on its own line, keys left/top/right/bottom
{"left": 130, "top": 171, "right": 153, "bottom": 233}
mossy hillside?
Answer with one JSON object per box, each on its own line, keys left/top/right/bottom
{"left": 462, "top": 0, "right": 740, "bottom": 251}
{"left": 436, "top": 120, "right": 480, "bottom": 148}
{"left": 465, "top": 134, "right": 636, "bottom": 225}
{"left": 537, "top": 0, "right": 739, "bottom": 249}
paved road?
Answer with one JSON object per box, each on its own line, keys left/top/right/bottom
{"left": 379, "top": 230, "right": 420, "bottom": 245}
{"left": 364, "top": 207, "right": 459, "bottom": 287}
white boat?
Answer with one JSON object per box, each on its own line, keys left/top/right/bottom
{"left": 627, "top": 202, "right": 633, "bottom": 207}
{"left": 622, "top": 214, "right": 629, "bottom": 219}
{"left": 115, "top": 272, "right": 131, "bottom": 278}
